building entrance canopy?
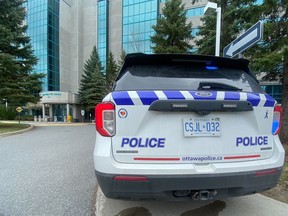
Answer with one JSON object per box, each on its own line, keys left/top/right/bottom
{"left": 40, "top": 91, "right": 80, "bottom": 122}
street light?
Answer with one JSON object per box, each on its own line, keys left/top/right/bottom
{"left": 3, "top": 99, "right": 7, "bottom": 111}
{"left": 204, "top": 2, "right": 222, "bottom": 56}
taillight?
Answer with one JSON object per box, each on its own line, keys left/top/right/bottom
{"left": 95, "top": 102, "right": 115, "bottom": 137}
{"left": 272, "top": 105, "right": 283, "bottom": 135}
{"left": 113, "top": 176, "right": 149, "bottom": 182}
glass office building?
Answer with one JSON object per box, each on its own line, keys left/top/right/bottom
{"left": 98, "top": 0, "right": 207, "bottom": 66}
{"left": 26, "top": 0, "right": 60, "bottom": 91}
{"left": 25, "top": 0, "right": 281, "bottom": 120}
{"left": 25, "top": 0, "right": 208, "bottom": 120}
{"left": 25, "top": 0, "right": 98, "bottom": 121}
{"left": 26, "top": 0, "right": 209, "bottom": 91}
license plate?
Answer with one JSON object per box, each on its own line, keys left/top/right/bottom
{"left": 183, "top": 117, "right": 221, "bottom": 137}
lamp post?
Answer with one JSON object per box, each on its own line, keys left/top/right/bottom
{"left": 204, "top": 2, "right": 222, "bottom": 56}
{"left": 3, "top": 99, "right": 7, "bottom": 111}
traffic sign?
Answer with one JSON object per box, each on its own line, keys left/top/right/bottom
{"left": 224, "top": 21, "right": 263, "bottom": 58}
{"left": 81, "top": 110, "right": 85, "bottom": 116}
{"left": 16, "top": 106, "right": 23, "bottom": 113}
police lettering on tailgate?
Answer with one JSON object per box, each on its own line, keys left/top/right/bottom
{"left": 236, "top": 136, "right": 268, "bottom": 146}
{"left": 121, "top": 138, "right": 166, "bottom": 148}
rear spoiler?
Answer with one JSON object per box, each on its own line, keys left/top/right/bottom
{"left": 116, "top": 53, "right": 258, "bottom": 83}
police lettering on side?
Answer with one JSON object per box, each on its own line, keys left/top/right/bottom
{"left": 236, "top": 136, "right": 268, "bottom": 147}
{"left": 121, "top": 137, "right": 166, "bottom": 148}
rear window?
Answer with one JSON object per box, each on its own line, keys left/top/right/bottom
{"left": 114, "top": 63, "right": 264, "bottom": 93}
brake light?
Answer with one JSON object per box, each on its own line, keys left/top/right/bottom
{"left": 272, "top": 105, "right": 283, "bottom": 135}
{"left": 255, "top": 169, "right": 278, "bottom": 177}
{"left": 95, "top": 102, "right": 115, "bottom": 136}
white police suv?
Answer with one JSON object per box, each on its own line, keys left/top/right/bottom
{"left": 93, "top": 53, "right": 285, "bottom": 201}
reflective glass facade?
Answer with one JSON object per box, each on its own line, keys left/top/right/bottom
{"left": 187, "top": 6, "right": 204, "bottom": 17}
{"left": 187, "top": 6, "right": 204, "bottom": 39}
{"left": 255, "top": 0, "right": 263, "bottom": 5}
{"left": 98, "top": 0, "right": 108, "bottom": 69}
{"left": 122, "top": 0, "right": 158, "bottom": 54}
{"left": 192, "top": 28, "right": 200, "bottom": 37}
{"left": 158, "top": 4, "right": 204, "bottom": 46}
{"left": 261, "top": 84, "right": 282, "bottom": 104}
{"left": 26, "top": 0, "right": 59, "bottom": 91}
{"left": 47, "top": 0, "right": 60, "bottom": 91}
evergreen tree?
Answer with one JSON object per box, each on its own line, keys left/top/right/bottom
{"left": 247, "top": 0, "right": 288, "bottom": 142}
{"left": 85, "top": 66, "right": 107, "bottom": 111}
{"left": 106, "top": 52, "right": 119, "bottom": 92}
{"left": 196, "top": 0, "right": 288, "bottom": 142}
{"left": 79, "top": 46, "right": 105, "bottom": 111}
{"left": 118, "top": 50, "right": 127, "bottom": 68}
{"left": 195, "top": 0, "right": 260, "bottom": 55}
{"left": 0, "top": 0, "right": 43, "bottom": 106}
{"left": 150, "top": 0, "right": 193, "bottom": 54}
{"left": 248, "top": 0, "right": 287, "bottom": 80}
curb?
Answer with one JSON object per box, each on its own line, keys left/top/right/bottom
{"left": 0, "top": 124, "right": 34, "bottom": 137}
{"left": 95, "top": 186, "right": 105, "bottom": 216}
{"left": 34, "top": 123, "right": 94, "bottom": 127}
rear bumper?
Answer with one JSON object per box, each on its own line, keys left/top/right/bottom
{"left": 95, "top": 167, "right": 283, "bottom": 201}
{"left": 94, "top": 134, "right": 285, "bottom": 200}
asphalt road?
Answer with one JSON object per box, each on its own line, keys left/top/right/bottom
{"left": 0, "top": 125, "right": 96, "bottom": 216}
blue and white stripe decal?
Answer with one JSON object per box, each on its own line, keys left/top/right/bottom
{"left": 264, "top": 94, "right": 277, "bottom": 107}
{"left": 112, "top": 92, "right": 134, "bottom": 105}
{"left": 112, "top": 91, "right": 276, "bottom": 107}
{"left": 137, "top": 91, "right": 158, "bottom": 105}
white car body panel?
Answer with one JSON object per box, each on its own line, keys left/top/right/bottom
{"left": 94, "top": 133, "right": 284, "bottom": 175}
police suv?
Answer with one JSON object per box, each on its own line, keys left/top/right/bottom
{"left": 94, "top": 53, "right": 285, "bottom": 201}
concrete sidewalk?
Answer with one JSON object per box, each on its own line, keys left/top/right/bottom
{"left": 95, "top": 187, "right": 288, "bottom": 216}
{"left": 28, "top": 121, "right": 94, "bottom": 127}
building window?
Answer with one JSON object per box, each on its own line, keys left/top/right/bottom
{"left": 97, "top": 0, "right": 108, "bottom": 69}
{"left": 261, "top": 84, "right": 282, "bottom": 104}
{"left": 192, "top": 28, "right": 200, "bottom": 37}
{"left": 122, "top": 0, "right": 158, "bottom": 54}
{"left": 186, "top": 6, "right": 205, "bottom": 17}
{"left": 255, "top": 0, "right": 263, "bottom": 5}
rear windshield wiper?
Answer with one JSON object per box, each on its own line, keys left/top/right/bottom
{"left": 198, "top": 82, "right": 242, "bottom": 91}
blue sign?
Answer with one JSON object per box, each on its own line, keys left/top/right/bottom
{"left": 224, "top": 21, "right": 263, "bottom": 58}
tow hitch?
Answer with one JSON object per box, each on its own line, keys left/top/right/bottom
{"left": 173, "top": 190, "right": 217, "bottom": 200}
{"left": 191, "top": 190, "right": 217, "bottom": 201}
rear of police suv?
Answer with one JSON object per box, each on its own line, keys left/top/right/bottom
{"left": 93, "top": 53, "right": 285, "bottom": 201}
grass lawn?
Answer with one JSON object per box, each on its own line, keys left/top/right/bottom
{"left": 0, "top": 122, "right": 30, "bottom": 135}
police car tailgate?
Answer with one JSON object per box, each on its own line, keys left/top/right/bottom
{"left": 111, "top": 91, "right": 277, "bottom": 164}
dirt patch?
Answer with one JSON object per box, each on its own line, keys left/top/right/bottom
{"left": 261, "top": 144, "right": 288, "bottom": 204}
{"left": 114, "top": 207, "right": 151, "bottom": 216}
